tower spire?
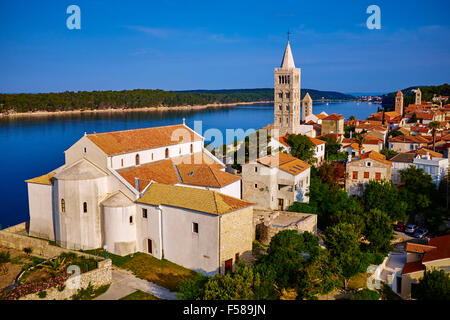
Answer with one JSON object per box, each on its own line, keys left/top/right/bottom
{"left": 280, "top": 39, "right": 295, "bottom": 69}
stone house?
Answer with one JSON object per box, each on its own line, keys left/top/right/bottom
{"left": 345, "top": 151, "right": 392, "bottom": 196}
{"left": 321, "top": 113, "right": 345, "bottom": 135}
{"left": 388, "top": 135, "right": 429, "bottom": 153}
{"left": 242, "top": 152, "right": 311, "bottom": 211}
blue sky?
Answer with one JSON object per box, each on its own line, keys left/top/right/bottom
{"left": 0, "top": 0, "right": 449, "bottom": 94}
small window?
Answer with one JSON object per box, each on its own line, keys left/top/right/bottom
{"left": 129, "top": 216, "right": 134, "bottom": 224}
{"left": 193, "top": 222, "right": 199, "bottom": 234}
{"left": 364, "top": 172, "right": 369, "bottom": 179}
{"left": 254, "top": 166, "right": 258, "bottom": 173}
{"left": 83, "top": 202, "right": 87, "bottom": 213}
{"left": 353, "top": 171, "right": 358, "bottom": 180}
{"left": 375, "top": 172, "right": 381, "bottom": 181}
{"left": 135, "top": 154, "right": 140, "bottom": 165}
{"left": 121, "top": 159, "right": 124, "bottom": 167}
{"left": 61, "top": 199, "right": 65, "bottom": 213}
{"left": 366, "top": 161, "right": 372, "bottom": 167}
{"left": 151, "top": 153, "right": 154, "bottom": 160}
{"left": 142, "top": 208, "right": 148, "bottom": 219}
{"left": 83, "top": 147, "right": 87, "bottom": 153}
{"left": 165, "top": 148, "right": 169, "bottom": 159}
{"left": 190, "top": 144, "right": 193, "bottom": 153}
{"left": 254, "top": 184, "right": 258, "bottom": 189}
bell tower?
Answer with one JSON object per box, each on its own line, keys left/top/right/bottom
{"left": 395, "top": 90, "right": 403, "bottom": 115}
{"left": 274, "top": 39, "right": 301, "bottom": 137}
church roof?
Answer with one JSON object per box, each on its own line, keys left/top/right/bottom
{"left": 25, "top": 172, "right": 55, "bottom": 185}
{"left": 280, "top": 41, "right": 296, "bottom": 69}
{"left": 396, "top": 90, "right": 403, "bottom": 97}
{"left": 101, "top": 191, "right": 134, "bottom": 207}
{"left": 55, "top": 159, "right": 108, "bottom": 181}
{"left": 137, "top": 183, "right": 253, "bottom": 216}
{"left": 86, "top": 124, "right": 203, "bottom": 156}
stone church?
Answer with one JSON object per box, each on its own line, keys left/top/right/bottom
{"left": 26, "top": 123, "right": 253, "bottom": 275}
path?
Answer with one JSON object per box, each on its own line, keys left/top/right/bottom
{"left": 95, "top": 267, "right": 177, "bottom": 300}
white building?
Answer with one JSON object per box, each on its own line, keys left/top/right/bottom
{"left": 413, "top": 154, "right": 449, "bottom": 186}
{"left": 25, "top": 123, "right": 252, "bottom": 275}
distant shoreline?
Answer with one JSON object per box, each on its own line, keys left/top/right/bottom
{"left": 0, "top": 101, "right": 274, "bottom": 118}
{"left": 0, "top": 99, "right": 361, "bottom": 119}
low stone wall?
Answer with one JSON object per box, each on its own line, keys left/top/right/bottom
{"left": 19, "top": 259, "right": 112, "bottom": 300}
{"left": 1, "top": 222, "right": 112, "bottom": 300}
{"left": 255, "top": 211, "right": 317, "bottom": 245}
{"left": 0, "top": 222, "right": 93, "bottom": 260}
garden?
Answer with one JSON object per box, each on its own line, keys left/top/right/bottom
{"left": 0, "top": 250, "right": 99, "bottom": 300}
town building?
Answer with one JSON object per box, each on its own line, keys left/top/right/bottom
{"left": 388, "top": 135, "right": 429, "bottom": 153}
{"left": 415, "top": 88, "right": 422, "bottom": 105}
{"left": 25, "top": 123, "right": 252, "bottom": 275}
{"left": 400, "top": 235, "right": 450, "bottom": 300}
{"left": 242, "top": 152, "right": 311, "bottom": 211}
{"left": 321, "top": 113, "right": 345, "bottom": 135}
{"left": 345, "top": 151, "right": 392, "bottom": 196}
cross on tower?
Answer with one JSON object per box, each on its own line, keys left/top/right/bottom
{"left": 287, "top": 30, "right": 291, "bottom": 41}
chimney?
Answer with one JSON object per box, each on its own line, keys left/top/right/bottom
{"left": 135, "top": 177, "right": 140, "bottom": 191}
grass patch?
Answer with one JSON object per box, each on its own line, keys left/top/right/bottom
{"left": 347, "top": 272, "right": 370, "bottom": 291}
{"left": 83, "top": 249, "right": 133, "bottom": 267}
{"left": 120, "top": 290, "right": 162, "bottom": 300}
{"left": 84, "top": 249, "right": 197, "bottom": 292}
{"left": 123, "top": 253, "right": 197, "bottom": 292}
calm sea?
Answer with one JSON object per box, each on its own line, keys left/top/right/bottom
{"left": 0, "top": 101, "right": 378, "bottom": 227}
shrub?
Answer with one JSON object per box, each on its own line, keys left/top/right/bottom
{"left": 23, "top": 247, "right": 33, "bottom": 255}
{"left": 350, "top": 288, "right": 379, "bottom": 300}
{"left": 37, "top": 291, "right": 47, "bottom": 299}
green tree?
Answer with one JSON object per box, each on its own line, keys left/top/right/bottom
{"left": 176, "top": 273, "right": 209, "bottom": 300}
{"left": 414, "top": 270, "right": 450, "bottom": 300}
{"left": 324, "top": 223, "right": 366, "bottom": 289}
{"left": 380, "top": 147, "right": 398, "bottom": 159}
{"left": 362, "top": 209, "right": 393, "bottom": 254}
{"left": 350, "top": 288, "right": 380, "bottom": 300}
{"left": 286, "top": 134, "right": 316, "bottom": 164}
{"left": 361, "top": 180, "right": 408, "bottom": 222}
{"left": 319, "top": 135, "right": 341, "bottom": 160}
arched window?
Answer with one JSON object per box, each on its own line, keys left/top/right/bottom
{"left": 151, "top": 153, "right": 154, "bottom": 161}
{"left": 279, "top": 76, "right": 282, "bottom": 84}
{"left": 61, "top": 199, "right": 65, "bottom": 213}
{"left": 135, "top": 154, "right": 140, "bottom": 165}
{"left": 190, "top": 144, "right": 193, "bottom": 153}
{"left": 288, "top": 75, "right": 290, "bottom": 84}
{"left": 165, "top": 148, "right": 169, "bottom": 159}
{"left": 129, "top": 216, "right": 133, "bottom": 224}
{"left": 83, "top": 202, "right": 87, "bottom": 213}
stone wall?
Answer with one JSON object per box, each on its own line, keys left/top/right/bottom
{"left": 0, "top": 222, "right": 95, "bottom": 259}
{"left": 1, "top": 222, "right": 112, "bottom": 300}
{"left": 255, "top": 211, "right": 317, "bottom": 245}
{"left": 19, "top": 259, "right": 112, "bottom": 300}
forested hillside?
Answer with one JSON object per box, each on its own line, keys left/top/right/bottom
{"left": 381, "top": 83, "right": 450, "bottom": 110}
{"left": 0, "top": 88, "right": 354, "bottom": 114}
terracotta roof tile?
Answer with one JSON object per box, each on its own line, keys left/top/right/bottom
{"left": 256, "top": 152, "right": 311, "bottom": 175}
{"left": 323, "top": 113, "right": 344, "bottom": 120}
{"left": 87, "top": 124, "right": 203, "bottom": 155}
{"left": 177, "top": 164, "right": 241, "bottom": 188}
{"left": 402, "top": 261, "right": 426, "bottom": 275}
{"left": 360, "top": 151, "right": 392, "bottom": 166}
{"left": 423, "top": 234, "right": 450, "bottom": 263}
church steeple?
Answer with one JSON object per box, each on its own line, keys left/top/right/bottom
{"left": 274, "top": 39, "right": 301, "bottom": 137}
{"left": 280, "top": 41, "right": 296, "bottom": 69}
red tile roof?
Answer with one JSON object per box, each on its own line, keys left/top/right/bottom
{"left": 323, "top": 113, "right": 344, "bottom": 120}
{"left": 359, "top": 151, "right": 392, "bottom": 166}
{"left": 389, "top": 135, "right": 429, "bottom": 144}
{"left": 402, "top": 261, "right": 426, "bottom": 275}
{"left": 87, "top": 124, "right": 203, "bottom": 155}
{"left": 423, "top": 234, "right": 450, "bottom": 263}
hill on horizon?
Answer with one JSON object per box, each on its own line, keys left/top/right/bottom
{"left": 381, "top": 83, "right": 449, "bottom": 110}
{"left": 0, "top": 88, "right": 354, "bottom": 114}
